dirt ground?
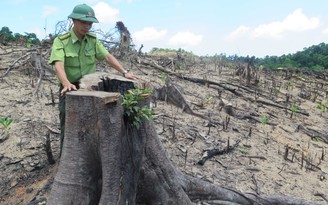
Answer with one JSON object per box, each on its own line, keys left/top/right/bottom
{"left": 0, "top": 45, "right": 327, "bottom": 204}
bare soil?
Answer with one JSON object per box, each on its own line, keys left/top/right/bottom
{"left": 0, "top": 45, "right": 327, "bottom": 204}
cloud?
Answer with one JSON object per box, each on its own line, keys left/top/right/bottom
{"left": 226, "top": 25, "right": 250, "bottom": 40}
{"left": 28, "top": 27, "right": 46, "bottom": 39}
{"left": 226, "top": 8, "right": 320, "bottom": 41}
{"left": 42, "top": 6, "right": 58, "bottom": 18}
{"left": 92, "top": 2, "right": 119, "bottom": 24}
{"left": 168, "top": 31, "right": 203, "bottom": 47}
{"left": 252, "top": 8, "right": 320, "bottom": 39}
{"left": 133, "top": 27, "right": 167, "bottom": 43}
{"left": 323, "top": 28, "right": 328, "bottom": 35}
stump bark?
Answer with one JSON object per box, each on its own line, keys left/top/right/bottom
{"left": 48, "top": 73, "right": 325, "bottom": 205}
{"left": 48, "top": 73, "right": 145, "bottom": 205}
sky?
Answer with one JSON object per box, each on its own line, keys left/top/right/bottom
{"left": 1, "top": 0, "right": 328, "bottom": 57}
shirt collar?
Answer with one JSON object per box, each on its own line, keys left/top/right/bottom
{"left": 70, "top": 29, "right": 88, "bottom": 44}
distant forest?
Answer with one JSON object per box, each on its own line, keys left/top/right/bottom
{"left": 0, "top": 26, "right": 40, "bottom": 45}
{"left": 254, "top": 42, "right": 328, "bottom": 70}
{"left": 1, "top": 26, "right": 327, "bottom": 70}
{"left": 222, "top": 42, "right": 328, "bottom": 71}
{"left": 149, "top": 43, "right": 328, "bottom": 71}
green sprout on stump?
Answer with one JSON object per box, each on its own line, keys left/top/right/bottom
{"left": 261, "top": 115, "right": 270, "bottom": 144}
{"left": 239, "top": 147, "right": 249, "bottom": 155}
{"left": 261, "top": 115, "right": 267, "bottom": 126}
{"left": 316, "top": 101, "right": 328, "bottom": 116}
{"left": 121, "top": 89, "right": 154, "bottom": 129}
{"left": 290, "top": 104, "right": 297, "bottom": 119}
{"left": 0, "top": 117, "right": 13, "bottom": 130}
{"left": 0, "top": 117, "right": 13, "bottom": 142}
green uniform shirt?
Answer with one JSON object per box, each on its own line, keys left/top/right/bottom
{"left": 49, "top": 29, "right": 109, "bottom": 83}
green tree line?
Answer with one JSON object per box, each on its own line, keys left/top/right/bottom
{"left": 0, "top": 26, "right": 40, "bottom": 45}
{"left": 247, "top": 43, "right": 327, "bottom": 70}
{"left": 207, "top": 43, "right": 328, "bottom": 71}
{"left": 151, "top": 42, "right": 328, "bottom": 71}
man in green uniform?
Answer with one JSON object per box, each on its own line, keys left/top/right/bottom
{"left": 49, "top": 4, "right": 139, "bottom": 155}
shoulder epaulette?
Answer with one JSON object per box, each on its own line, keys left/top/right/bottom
{"left": 58, "top": 32, "right": 71, "bottom": 40}
{"left": 86, "top": 33, "right": 97, "bottom": 39}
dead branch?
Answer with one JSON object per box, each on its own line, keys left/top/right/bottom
{"left": 197, "top": 139, "right": 241, "bottom": 165}
{"left": 241, "top": 155, "right": 267, "bottom": 160}
{"left": 236, "top": 112, "right": 278, "bottom": 126}
{"left": 1, "top": 52, "right": 30, "bottom": 77}
{"left": 45, "top": 125, "right": 60, "bottom": 134}
{"left": 314, "top": 192, "right": 328, "bottom": 202}
{"left": 254, "top": 99, "right": 309, "bottom": 116}
{"left": 0, "top": 48, "right": 32, "bottom": 55}
{"left": 220, "top": 100, "right": 277, "bottom": 126}
{"left": 140, "top": 58, "right": 244, "bottom": 96}
{"left": 32, "top": 51, "right": 44, "bottom": 96}
{"left": 45, "top": 132, "right": 55, "bottom": 165}
{"left": 296, "top": 124, "right": 328, "bottom": 144}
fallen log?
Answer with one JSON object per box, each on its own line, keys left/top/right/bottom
{"left": 154, "top": 79, "right": 208, "bottom": 120}
{"left": 296, "top": 124, "right": 328, "bottom": 144}
{"left": 139, "top": 58, "right": 242, "bottom": 96}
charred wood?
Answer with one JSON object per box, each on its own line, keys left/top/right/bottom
{"left": 197, "top": 139, "right": 241, "bottom": 165}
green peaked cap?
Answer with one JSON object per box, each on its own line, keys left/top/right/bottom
{"left": 68, "top": 4, "right": 99, "bottom": 23}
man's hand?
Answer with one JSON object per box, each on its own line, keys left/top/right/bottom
{"left": 104, "top": 54, "right": 141, "bottom": 80}
{"left": 124, "top": 72, "right": 139, "bottom": 80}
{"left": 60, "top": 82, "right": 77, "bottom": 96}
{"left": 53, "top": 61, "right": 78, "bottom": 95}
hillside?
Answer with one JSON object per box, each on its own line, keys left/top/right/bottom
{"left": 0, "top": 45, "right": 327, "bottom": 204}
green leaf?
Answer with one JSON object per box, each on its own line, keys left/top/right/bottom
{"left": 133, "top": 106, "right": 140, "bottom": 112}
{"left": 291, "top": 104, "right": 297, "bottom": 113}
{"left": 121, "top": 88, "right": 154, "bottom": 129}
{"left": 0, "top": 117, "right": 13, "bottom": 129}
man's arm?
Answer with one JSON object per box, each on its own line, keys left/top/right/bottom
{"left": 104, "top": 54, "right": 139, "bottom": 80}
{"left": 54, "top": 61, "right": 77, "bottom": 95}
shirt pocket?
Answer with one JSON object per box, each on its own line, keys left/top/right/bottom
{"left": 84, "top": 48, "right": 96, "bottom": 65}
{"left": 65, "top": 52, "right": 79, "bottom": 67}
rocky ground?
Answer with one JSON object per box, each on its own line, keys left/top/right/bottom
{"left": 0, "top": 45, "right": 328, "bottom": 204}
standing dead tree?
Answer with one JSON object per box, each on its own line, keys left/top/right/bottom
{"left": 115, "top": 21, "right": 133, "bottom": 59}
{"left": 47, "top": 72, "right": 324, "bottom": 205}
{"left": 235, "top": 57, "right": 258, "bottom": 86}
{"left": 211, "top": 54, "right": 226, "bottom": 74}
{"left": 175, "top": 50, "right": 189, "bottom": 70}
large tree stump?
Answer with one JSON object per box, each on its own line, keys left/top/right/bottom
{"left": 48, "top": 73, "right": 325, "bottom": 205}
{"left": 48, "top": 73, "right": 145, "bottom": 205}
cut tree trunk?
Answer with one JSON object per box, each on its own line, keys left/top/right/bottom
{"left": 48, "top": 73, "right": 145, "bottom": 205}
{"left": 47, "top": 73, "right": 325, "bottom": 205}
